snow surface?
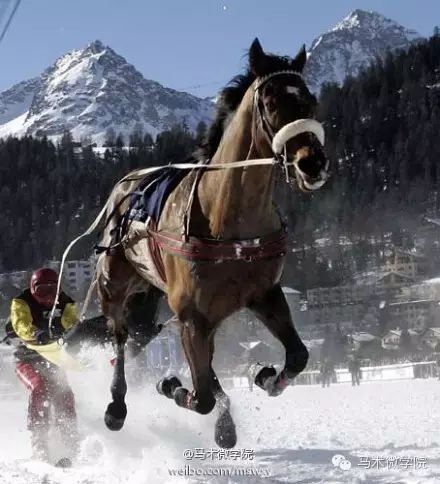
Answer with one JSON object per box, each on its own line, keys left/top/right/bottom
{"left": 0, "top": 112, "right": 27, "bottom": 138}
{"left": 0, "top": 345, "right": 440, "bottom": 483}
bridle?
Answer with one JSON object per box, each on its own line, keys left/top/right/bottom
{"left": 253, "top": 70, "right": 304, "bottom": 146}
{"left": 252, "top": 70, "right": 319, "bottom": 184}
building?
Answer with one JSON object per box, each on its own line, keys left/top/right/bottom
{"left": 383, "top": 248, "right": 426, "bottom": 280}
{"left": 305, "top": 283, "right": 374, "bottom": 330}
{"left": 374, "top": 272, "right": 414, "bottom": 297}
{"left": 420, "top": 327, "right": 440, "bottom": 350}
{"left": 399, "top": 277, "right": 440, "bottom": 302}
{"left": 381, "top": 330, "right": 402, "bottom": 349}
{"left": 381, "top": 329, "right": 421, "bottom": 350}
{"left": 46, "top": 258, "right": 95, "bottom": 297}
{"left": 388, "top": 299, "right": 439, "bottom": 331}
{"left": 63, "top": 260, "right": 94, "bottom": 295}
{"left": 303, "top": 248, "right": 430, "bottom": 331}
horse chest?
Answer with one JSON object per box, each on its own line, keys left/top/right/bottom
{"left": 190, "top": 259, "right": 283, "bottom": 302}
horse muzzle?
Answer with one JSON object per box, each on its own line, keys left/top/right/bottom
{"left": 293, "top": 149, "right": 330, "bottom": 192}
{"left": 272, "top": 118, "right": 330, "bottom": 192}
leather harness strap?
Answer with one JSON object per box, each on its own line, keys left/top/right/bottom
{"left": 148, "top": 228, "right": 288, "bottom": 264}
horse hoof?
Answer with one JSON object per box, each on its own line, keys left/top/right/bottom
{"left": 215, "top": 410, "right": 237, "bottom": 449}
{"left": 156, "top": 376, "right": 182, "bottom": 399}
{"left": 104, "top": 401, "right": 127, "bottom": 431}
{"left": 255, "top": 366, "right": 276, "bottom": 390}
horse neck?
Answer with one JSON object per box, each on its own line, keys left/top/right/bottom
{"left": 198, "top": 89, "right": 280, "bottom": 239}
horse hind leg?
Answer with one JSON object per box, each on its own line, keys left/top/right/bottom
{"left": 248, "top": 284, "right": 309, "bottom": 397}
{"left": 125, "top": 287, "right": 164, "bottom": 359}
{"left": 97, "top": 250, "right": 143, "bottom": 431}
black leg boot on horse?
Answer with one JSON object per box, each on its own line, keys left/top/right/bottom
{"left": 248, "top": 284, "right": 309, "bottom": 396}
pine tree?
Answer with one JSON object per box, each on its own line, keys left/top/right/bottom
{"left": 103, "top": 128, "right": 116, "bottom": 147}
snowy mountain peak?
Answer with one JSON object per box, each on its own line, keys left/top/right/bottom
{"left": 331, "top": 9, "right": 368, "bottom": 31}
{"left": 331, "top": 9, "right": 420, "bottom": 40}
{"left": 0, "top": 41, "right": 214, "bottom": 145}
{"left": 85, "top": 39, "right": 107, "bottom": 53}
{"left": 304, "top": 9, "right": 424, "bottom": 93}
{"left": 0, "top": 11, "right": 427, "bottom": 144}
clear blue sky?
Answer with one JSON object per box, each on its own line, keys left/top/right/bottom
{"left": 0, "top": 0, "right": 439, "bottom": 97}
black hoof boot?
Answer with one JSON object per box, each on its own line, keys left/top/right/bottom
{"left": 156, "top": 376, "right": 182, "bottom": 399}
{"left": 215, "top": 410, "right": 237, "bottom": 449}
{"left": 173, "top": 387, "right": 192, "bottom": 408}
{"left": 255, "top": 366, "right": 277, "bottom": 390}
{"left": 105, "top": 401, "right": 127, "bottom": 431}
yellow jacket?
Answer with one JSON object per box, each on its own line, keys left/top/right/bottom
{"left": 10, "top": 289, "right": 78, "bottom": 343}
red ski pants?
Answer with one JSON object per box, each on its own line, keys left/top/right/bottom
{"left": 16, "top": 361, "right": 76, "bottom": 431}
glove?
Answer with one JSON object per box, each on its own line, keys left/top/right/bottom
{"left": 34, "top": 329, "right": 50, "bottom": 345}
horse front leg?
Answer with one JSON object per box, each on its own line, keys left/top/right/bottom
{"left": 248, "top": 284, "right": 309, "bottom": 397}
{"left": 157, "top": 309, "right": 216, "bottom": 416}
{"left": 208, "top": 335, "right": 236, "bottom": 449}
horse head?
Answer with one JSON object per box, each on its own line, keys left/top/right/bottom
{"left": 248, "top": 38, "right": 330, "bottom": 192}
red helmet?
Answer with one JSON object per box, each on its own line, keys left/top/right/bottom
{"left": 30, "top": 268, "right": 59, "bottom": 307}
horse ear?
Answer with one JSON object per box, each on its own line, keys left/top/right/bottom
{"left": 291, "top": 44, "right": 307, "bottom": 72}
{"left": 249, "top": 38, "right": 268, "bottom": 76}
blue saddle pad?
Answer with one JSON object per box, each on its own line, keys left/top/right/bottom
{"left": 130, "top": 167, "right": 189, "bottom": 223}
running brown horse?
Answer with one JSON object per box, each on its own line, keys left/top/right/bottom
{"left": 96, "top": 38, "right": 330, "bottom": 448}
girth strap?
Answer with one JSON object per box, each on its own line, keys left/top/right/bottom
{"left": 149, "top": 228, "right": 288, "bottom": 262}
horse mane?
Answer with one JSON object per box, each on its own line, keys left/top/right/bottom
{"left": 196, "top": 71, "right": 254, "bottom": 161}
{"left": 196, "top": 52, "right": 296, "bottom": 162}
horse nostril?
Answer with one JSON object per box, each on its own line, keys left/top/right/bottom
{"left": 297, "top": 157, "right": 322, "bottom": 179}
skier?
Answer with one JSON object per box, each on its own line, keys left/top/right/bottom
{"left": 7, "top": 268, "right": 79, "bottom": 463}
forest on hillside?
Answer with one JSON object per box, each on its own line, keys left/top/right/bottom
{"left": 1, "top": 33, "right": 440, "bottom": 291}
{"left": 283, "top": 32, "right": 440, "bottom": 287}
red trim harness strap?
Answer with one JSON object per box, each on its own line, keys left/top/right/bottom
{"left": 148, "top": 228, "right": 288, "bottom": 275}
